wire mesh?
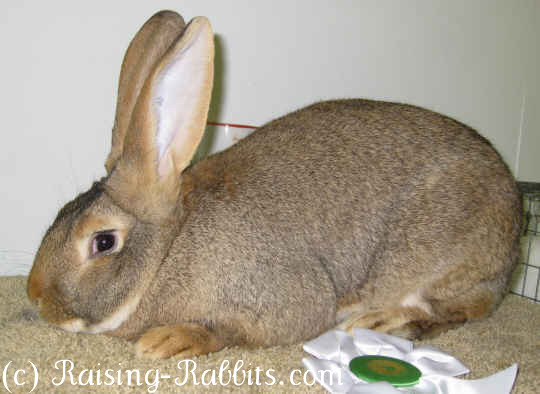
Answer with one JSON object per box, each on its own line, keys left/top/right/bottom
{"left": 510, "top": 185, "right": 540, "bottom": 303}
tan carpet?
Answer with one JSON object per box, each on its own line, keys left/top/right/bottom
{"left": 1, "top": 276, "right": 538, "bottom": 393}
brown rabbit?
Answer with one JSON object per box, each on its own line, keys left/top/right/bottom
{"left": 27, "top": 10, "right": 522, "bottom": 359}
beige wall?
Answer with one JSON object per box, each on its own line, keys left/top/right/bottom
{"left": 1, "top": 0, "right": 539, "bottom": 274}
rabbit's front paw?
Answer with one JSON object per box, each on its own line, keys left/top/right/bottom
{"left": 135, "top": 323, "right": 223, "bottom": 359}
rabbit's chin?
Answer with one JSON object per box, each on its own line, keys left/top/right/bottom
{"left": 56, "top": 294, "right": 142, "bottom": 335}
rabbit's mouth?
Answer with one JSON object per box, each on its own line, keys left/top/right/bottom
{"left": 57, "top": 293, "right": 143, "bottom": 334}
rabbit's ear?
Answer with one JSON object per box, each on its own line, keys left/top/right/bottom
{"left": 105, "top": 11, "right": 186, "bottom": 174}
{"left": 147, "top": 16, "right": 214, "bottom": 178}
{"left": 106, "top": 17, "right": 214, "bottom": 222}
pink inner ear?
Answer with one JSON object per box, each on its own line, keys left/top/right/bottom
{"left": 151, "top": 18, "right": 213, "bottom": 177}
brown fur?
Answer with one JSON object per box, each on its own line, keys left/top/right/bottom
{"left": 28, "top": 11, "right": 522, "bottom": 359}
{"left": 135, "top": 323, "right": 223, "bottom": 359}
{"left": 106, "top": 11, "right": 187, "bottom": 173}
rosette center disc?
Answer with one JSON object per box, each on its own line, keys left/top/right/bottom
{"left": 349, "top": 355, "right": 421, "bottom": 387}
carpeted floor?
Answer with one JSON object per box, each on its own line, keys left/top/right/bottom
{"left": 1, "top": 276, "right": 539, "bottom": 393}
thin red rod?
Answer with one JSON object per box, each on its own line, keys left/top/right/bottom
{"left": 207, "top": 121, "right": 258, "bottom": 129}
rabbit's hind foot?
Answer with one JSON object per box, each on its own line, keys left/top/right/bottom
{"left": 135, "top": 323, "right": 224, "bottom": 359}
{"left": 337, "top": 306, "right": 434, "bottom": 340}
{"left": 337, "top": 286, "right": 498, "bottom": 340}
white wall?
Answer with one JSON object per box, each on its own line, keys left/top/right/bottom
{"left": 1, "top": 0, "right": 539, "bottom": 275}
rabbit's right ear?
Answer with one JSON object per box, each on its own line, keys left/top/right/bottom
{"left": 105, "top": 11, "right": 186, "bottom": 174}
{"left": 106, "top": 17, "right": 214, "bottom": 223}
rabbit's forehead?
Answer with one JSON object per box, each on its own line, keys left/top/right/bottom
{"left": 72, "top": 193, "right": 135, "bottom": 237}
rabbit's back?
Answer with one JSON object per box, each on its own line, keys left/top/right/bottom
{"left": 163, "top": 99, "right": 521, "bottom": 345}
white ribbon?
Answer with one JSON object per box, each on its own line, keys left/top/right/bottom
{"left": 302, "top": 328, "right": 517, "bottom": 394}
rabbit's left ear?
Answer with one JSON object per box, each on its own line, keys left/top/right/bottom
{"left": 106, "top": 10, "right": 187, "bottom": 174}
{"left": 107, "top": 17, "right": 214, "bottom": 222}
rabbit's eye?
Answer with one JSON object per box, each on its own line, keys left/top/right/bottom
{"left": 90, "top": 231, "right": 117, "bottom": 258}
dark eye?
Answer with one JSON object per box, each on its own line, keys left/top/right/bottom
{"left": 91, "top": 231, "right": 117, "bottom": 257}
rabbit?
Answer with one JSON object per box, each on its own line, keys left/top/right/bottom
{"left": 27, "top": 10, "right": 522, "bottom": 360}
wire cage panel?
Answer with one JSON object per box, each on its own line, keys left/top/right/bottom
{"left": 510, "top": 185, "right": 540, "bottom": 303}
